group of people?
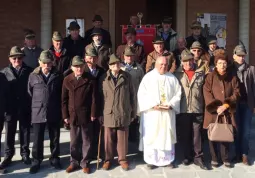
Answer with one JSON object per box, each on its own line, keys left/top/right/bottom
{"left": 0, "top": 14, "right": 254, "bottom": 176}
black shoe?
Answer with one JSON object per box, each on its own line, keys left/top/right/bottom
{"left": 50, "top": 160, "right": 62, "bottom": 170}
{"left": 224, "top": 162, "right": 233, "bottom": 168}
{"left": 232, "top": 155, "right": 242, "bottom": 163}
{"left": 29, "top": 164, "right": 40, "bottom": 174}
{"left": 0, "top": 157, "right": 12, "bottom": 168}
{"left": 22, "top": 156, "right": 32, "bottom": 165}
{"left": 182, "top": 159, "right": 193, "bottom": 166}
{"left": 211, "top": 161, "right": 219, "bottom": 168}
{"left": 194, "top": 160, "right": 209, "bottom": 170}
{"left": 147, "top": 164, "right": 156, "bottom": 170}
{"left": 0, "top": 165, "right": 7, "bottom": 174}
{"left": 166, "top": 162, "right": 176, "bottom": 169}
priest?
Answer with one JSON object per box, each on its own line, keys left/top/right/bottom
{"left": 137, "top": 56, "right": 181, "bottom": 169}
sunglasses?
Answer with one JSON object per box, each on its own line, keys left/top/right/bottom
{"left": 12, "top": 57, "right": 22, "bottom": 60}
{"left": 192, "top": 49, "right": 201, "bottom": 53}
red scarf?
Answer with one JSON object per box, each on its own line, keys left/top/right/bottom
{"left": 184, "top": 69, "right": 195, "bottom": 81}
{"left": 54, "top": 51, "right": 61, "bottom": 60}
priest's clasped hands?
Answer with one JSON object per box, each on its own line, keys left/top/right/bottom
{"left": 153, "top": 105, "right": 172, "bottom": 110}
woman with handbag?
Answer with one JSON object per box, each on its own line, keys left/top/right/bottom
{"left": 203, "top": 49, "right": 240, "bottom": 168}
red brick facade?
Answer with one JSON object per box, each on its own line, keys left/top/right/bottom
{"left": 0, "top": 0, "right": 41, "bottom": 67}
{"left": 0, "top": 0, "right": 254, "bottom": 67}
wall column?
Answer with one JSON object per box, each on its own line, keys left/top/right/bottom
{"left": 109, "top": 0, "right": 116, "bottom": 52}
{"left": 41, "top": 0, "right": 52, "bottom": 49}
{"left": 239, "top": 0, "right": 250, "bottom": 63}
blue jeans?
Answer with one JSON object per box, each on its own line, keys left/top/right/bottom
{"left": 235, "top": 103, "right": 253, "bottom": 156}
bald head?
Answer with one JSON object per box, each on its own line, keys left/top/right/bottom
{"left": 155, "top": 56, "right": 168, "bottom": 74}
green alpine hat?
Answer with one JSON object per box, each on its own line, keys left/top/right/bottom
{"left": 181, "top": 49, "right": 194, "bottom": 61}
{"left": 190, "top": 41, "right": 203, "bottom": 50}
{"left": 123, "top": 46, "right": 136, "bottom": 56}
{"left": 233, "top": 45, "right": 247, "bottom": 55}
{"left": 38, "top": 50, "right": 54, "bottom": 63}
{"left": 9, "top": 46, "right": 25, "bottom": 57}
{"left": 72, "top": 56, "right": 85, "bottom": 66}
{"left": 52, "top": 31, "right": 63, "bottom": 41}
{"left": 109, "top": 54, "right": 121, "bottom": 65}
{"left": 191, "top": 21, "right": 202, "bottom": 29}
{"left": 152, "top": 36, "right": 164, "bottom": 44}
{"left": 85, "top": 47, "right": 98, "bottom": 57}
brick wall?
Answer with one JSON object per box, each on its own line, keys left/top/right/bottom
{"left": 250, "top": 1, "right": 255, "bottom": 65}
{"left": 0, "top": 0, "right": 41, "bottom": 68}
{"left": 52, "top": 0, "right": 109, "bottom": 43}
{"left": 186, "top": 0, "right": 239, "bottom": 58}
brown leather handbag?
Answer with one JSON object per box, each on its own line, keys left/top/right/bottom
{"left": 207, "top": 115, "right": 234, "bottom": 142}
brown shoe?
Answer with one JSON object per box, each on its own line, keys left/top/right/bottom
{"left": 242, "top": 155, "right": 250, "bottom": 166}
{"left": 66, "top": 165, "right": 78, "bottom": 173}
{"left": 82, "top": 167, "right": 90, "bottom": 174}
{"left": 102, "top": 161, "right": 111, "bottom": 170}
{"left": 120, "top": 162, "right": 129, "bottom": 171}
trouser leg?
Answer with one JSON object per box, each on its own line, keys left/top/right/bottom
{"left": 19, "top": 116, "right": 31, "bottom": 157}
{"left": 4, "top": 118, "right": 17, "bottom": 158}
{"left": 193, "top": 114, "right": 203, "bottom": 161}
{"left": 117, "top": 127, "right": 129, "bottom": 163}
{"left": 80, "top": 123, "right": 93, "bottom": 168}
{"left": 104, "top": 127, "right": 117, "bottom": 162}
{"left": 208, "top": 141, "right": 218, "bottom": 162}
{"left": 32, "top": 123, "right": 46, "bottom": 165}
{"left": 70, "top": 125, "right": 81, "bottom": 166}
{"left": 176, "top": 114, "right": 193, "bottom": 160}
{"left": 47, "top": 121, "right": 60, "bottom": 161}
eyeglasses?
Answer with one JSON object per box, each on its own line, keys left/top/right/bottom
{"left": 192, "top": 50, "right": 201, "bottom": 53}
{"left": 12, "top": 57, "right": 22, "bottom": 60}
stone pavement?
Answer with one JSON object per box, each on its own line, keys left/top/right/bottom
{"left": 1, "top": 119, "right": 255, "bottom": 178}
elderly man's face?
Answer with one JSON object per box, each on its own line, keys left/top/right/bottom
{"left": 109, "top": 62, "right": 121, "bottom": 74}
{"left": 156, "top": 57, "right": 168, "bottom": 75}
{"left": 182, "top": 59, "right": 194, "bottom": 71}
{"left": 153, "top": 43, "right": 164, "bottom": 53}
{"left": 9, "top": 56, "right": 23, "bottom": 68}
{"left": 52, "top": 40, "right": 62, "bottom": 50}
{"left": 92, "top": 34, "right": 102, "bottom": 45}
{"left": 93, "top": 21, "right": 102, "bottom": 28}
{"left": 40, "top": 61, "right": 53, "bottom": 75}
{"left": 191, "top": 48, "right": 202, "bottom": 60}
{"left": 192, "top": 27, "right": 201, "bottom": 36}
{"left": 162, "top": 23, "right": 171, "bottom": 32}
{"left": 124, "top": 55, "right": 135, "bottom": 64}
{"left": 71, "top": 65, "right": 85, "bottom": 77}
{"left": 25, "top": 39, "right": 36, "bottom": 48}
{"left": 233, "top": 54, "right": 246, "bottom": 65}
{"left": 125, "top": 33, "right": 136, "bottom": 44}
{"left": 85, "top": 56, "right": 98, "bottom": 67}
{"left": 70, "top": 29, "right": 80, "bottom": 39}
{"left": 209, "top": 43, "right": 217, "bottom": 51}
{"left": 177, "top": 38, "right": 186, "bottom": 50}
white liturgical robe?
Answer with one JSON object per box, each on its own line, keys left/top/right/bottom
{"left": 137, "top": 69, "right": 181, "bottom": 166}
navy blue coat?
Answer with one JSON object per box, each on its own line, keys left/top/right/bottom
{"left": 28, "top": 67, "right": 63, "bottom": 123}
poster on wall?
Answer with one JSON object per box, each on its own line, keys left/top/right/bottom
{"left": 65, "top": 19, "right": 85, "bottom": 37}
{"left": 197, "top": 13, "right": 227, "bottom": 49}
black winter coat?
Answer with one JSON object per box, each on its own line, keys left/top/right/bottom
{"left": 63, "top": 35, "right": 85, "bottom": 58}
{"left": 0, "top": 63, "right": 32, "bottom": 119}
{"left": 0, "top": 73, "right": 9, "bottom": 121}
{"left": 49, "top": 46, "right": 71, "bottom": 74}
{"left": 28, "top": 67, "right": 63, "bottom": 123}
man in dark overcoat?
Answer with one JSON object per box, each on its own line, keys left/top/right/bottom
{"left": 0, "top": 46, "right": 33, "bottom": 168}
{"left": 62, "top": 56, "right": 99, "bottom": 174}
{"left": 28, "top": 50, "right": 63, "bottom": 174}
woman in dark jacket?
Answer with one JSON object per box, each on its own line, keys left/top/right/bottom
{"left": 203, "top": 49, "right": 240, "bottom": 168}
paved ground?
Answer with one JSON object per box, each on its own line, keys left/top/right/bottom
{"left": 1, "top": 119, "right": 255, "bottom": 178}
